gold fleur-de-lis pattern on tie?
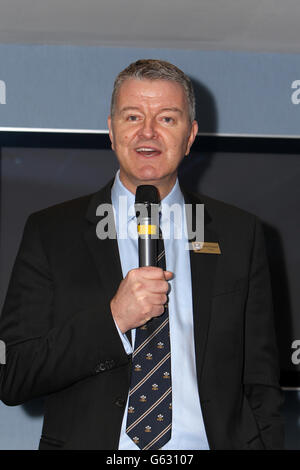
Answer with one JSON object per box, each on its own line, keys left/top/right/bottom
{"left": 126, "top": 229, "right": 172, "bottom": 450}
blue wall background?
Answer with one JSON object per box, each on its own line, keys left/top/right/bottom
{"left": 0, "top": 44, "right": 300, "bottom": 135}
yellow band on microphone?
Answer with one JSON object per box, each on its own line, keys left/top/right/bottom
{"left": 138, "top": 224, "right": 157, "bottom": 235}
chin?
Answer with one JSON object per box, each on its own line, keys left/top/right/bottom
{"left": 134, "top": 168, "right": 163, "bottom": 183}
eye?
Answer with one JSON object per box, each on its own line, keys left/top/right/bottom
{"left": 127, "top": 115, "right": 139, "bottom": 121}
{"left": 161, "top": 116, "right": 174, "bottom": 124}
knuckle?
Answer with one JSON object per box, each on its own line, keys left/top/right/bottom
{"left": 133, "top": 281, "right": 143, "bottom": 294}
{"left": 141, "top": 302, "right": 151, "bottom": 315}
{"left": 158, "top": 268, "right": 165, "bottom": 278}
{"left": 155, "top": 305, "right": 164, "bottom": 316}
{"left": 127, "top": 268, "right": 135, "bottom": 279}
{"left": 129, "top": 268, "right": 141, "bottom": 281}
{"left": 158, "top": 281, "right": 168, "bottom": 293}
{"left": 158, "top": 280, "right": 166, "bottom": 290}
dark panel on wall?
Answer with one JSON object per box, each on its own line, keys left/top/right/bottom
{"left": 0, "top": 139, "right": 299, "bottom": 450}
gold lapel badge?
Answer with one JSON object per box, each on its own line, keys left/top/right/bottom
{"left": 192, "top": 241, "right": 221, "bottom": 254}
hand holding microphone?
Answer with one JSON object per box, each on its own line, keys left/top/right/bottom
{"left": 110, "top": 185, "right": 173, "bottom": 334}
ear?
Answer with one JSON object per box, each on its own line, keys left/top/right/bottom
{"left": 107, "top": 116, "right": 115, "bottom": 151}
{"left": 185, "top": 120, "right": 198, "bottom": 156}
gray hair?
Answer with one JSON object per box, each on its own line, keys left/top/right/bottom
{"left": 110, "top": 59, "right": 196, "bottom": 123}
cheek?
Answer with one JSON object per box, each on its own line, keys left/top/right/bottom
{"left": 166, "top": 129, "right": 188, "bottom": 148}
{"left": 115, "top": 133, "right": 130, "bottom": 150}
{"left": 167, "top": 136, "right": 187, "bottom": 155}
{"left": 118, "top": 129, "right": 135, "bottom": 145}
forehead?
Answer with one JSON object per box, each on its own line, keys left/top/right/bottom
{"left": 115, "top": 78, "right": 188, "bottom": 112}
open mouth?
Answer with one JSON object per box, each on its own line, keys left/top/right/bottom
{"left": 135, "top": 147, "right": 162, "bottom": 158}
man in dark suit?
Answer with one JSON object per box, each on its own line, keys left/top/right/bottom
{"left": 0, "top": 59, "right": 284, "bottom": 450}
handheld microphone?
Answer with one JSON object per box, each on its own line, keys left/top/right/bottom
{"left": 135, "top": 185, "right": 160, "bottom": 267}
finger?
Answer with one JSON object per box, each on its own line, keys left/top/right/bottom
{"left": 163, "top": 270, "right": 173, "bottom": 280}
{"left": 148, "top": 293, "right": 168, "bottom": 305}
{"left": 138, "top": 266, "right": 166, "bottom": 279}
{"left": 146, "top": 279, "right": 169, "bottom": 294}
{"left": 150, "top": 305, "right": 165, "bottom": 317}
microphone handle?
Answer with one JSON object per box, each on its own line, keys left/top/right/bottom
{"left": 138, "top": 215, "right": 158, "bottom": 267}
{"left": 138, "top": 236, "right": 157, "bottom": 267}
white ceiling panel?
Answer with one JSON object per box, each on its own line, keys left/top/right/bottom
{"left": 0, "top": 0, "right": 299, "bottom": 53}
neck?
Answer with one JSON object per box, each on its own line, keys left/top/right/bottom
{"left": 119, "top": 172, "right": 177, "bottom": 201}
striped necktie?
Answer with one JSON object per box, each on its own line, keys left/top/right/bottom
{"left": 126, "top": 230, "right": 172, "bottom": 450}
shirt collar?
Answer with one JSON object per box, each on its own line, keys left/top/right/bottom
{"left": 111, "top": 169, "right": 185, "bottom": 226}
{"left": 111, "top": 170, "right": 135, "bottom": 223}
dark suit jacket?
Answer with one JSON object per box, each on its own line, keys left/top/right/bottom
{"left": 0, "top": 179, "right": 284, "bottom": 450}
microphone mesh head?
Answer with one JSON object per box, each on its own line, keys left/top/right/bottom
{"left": 135, "top": 185, "right": 160, "bottom": 204}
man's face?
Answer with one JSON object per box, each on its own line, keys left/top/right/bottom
{"left": 108, "top": 78, "right": 198, "bottom": 198}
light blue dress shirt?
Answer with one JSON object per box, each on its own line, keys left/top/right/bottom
{"left": 111, "top": 171, "right": 210, "bottom": 450}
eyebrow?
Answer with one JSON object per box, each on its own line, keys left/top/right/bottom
{"left": 159, "top": 107, "right": 183, "bottom": 114}
{"left": 120, "top": 107, "right": 142, "bottom": 113}
{"left": 119, "top": 106, "right": 183, "bottom": 114}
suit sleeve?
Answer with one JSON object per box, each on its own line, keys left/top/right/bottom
{"left": 243, "top": 217, "right": 285, "bottom": 449}
{"left": 0, "top": 214, "right": 130, "bottom": 406}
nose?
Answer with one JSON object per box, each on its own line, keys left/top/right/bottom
{"left": 138, "top": 117, "right": 157, "bottom": 139}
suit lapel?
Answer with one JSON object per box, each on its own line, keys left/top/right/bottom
{"left": 83, "top": 179, "right": 132, "bottom": 344}
{"left": 182, "top": 187, "right": 219, "bottom": 389}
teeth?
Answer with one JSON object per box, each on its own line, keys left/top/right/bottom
{"left": 136, "top": 147, "right": 157, "bottom": 152}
